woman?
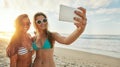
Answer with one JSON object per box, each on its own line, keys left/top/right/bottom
{"left": 32, "top": 7, "right": 87, "bottom": 67}
{"left": 6, "top": 14, "right": 33, "bottom": 67}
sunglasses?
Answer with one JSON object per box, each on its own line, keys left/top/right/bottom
{"left": 36, "top": 18, "right": 47, "bottom": 24}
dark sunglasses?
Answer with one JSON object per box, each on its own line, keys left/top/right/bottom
{"left": 36, "top": 18, "right": 47, "bottom": 24}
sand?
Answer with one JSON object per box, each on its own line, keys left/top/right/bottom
{"left": 0, "top": 38, "right": 9, "bottom": 67}
{"left": 0, "top": 38, "right": 120, "bottom": 67}
{"left": 54, "top": 47, "right": 120, "bottom": 67}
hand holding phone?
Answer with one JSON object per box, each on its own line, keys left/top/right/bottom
{"left": 59, "top": 5, "right": 80, "bottom": 23}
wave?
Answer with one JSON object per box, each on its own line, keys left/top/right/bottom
{"left": 81, "top": 35, "right": 120, "bottom": 40}
{"left": 81, "top": 47, "right": 120, "bottom": 53}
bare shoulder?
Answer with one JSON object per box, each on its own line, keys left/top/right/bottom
{"left": 27, "top": 33, "right": 31, "bottom": 37}
{"left": 51, "top": 32, "right": 64, "bottom": 39}
{"left": 51, "top": 32, "right": 58, "bottom": 34}
{"left": 51, "top": 32, "right": 60, "bottom": 37}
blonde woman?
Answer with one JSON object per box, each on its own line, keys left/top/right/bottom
{"left": 32, "top": 7, "right": 87, "bottom": 67}
{"left": 6, "top": 14, "right": 33, "bottom": 67}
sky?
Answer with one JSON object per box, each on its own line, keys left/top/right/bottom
{"left": 0, "top": 0, "right": 120, "bottom": 35}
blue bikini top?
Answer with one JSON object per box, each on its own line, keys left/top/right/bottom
{"left": 32, "top": 38, "right": 51, "bottom": 50}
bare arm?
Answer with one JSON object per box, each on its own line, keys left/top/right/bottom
{"left": 52, "top": 29, "right": 82, "bottom": 45}
{"left": 52, "top": 7, "right": 87, "bottom": 45}
{"left": 10, "top": 54, "right": 17, "bottom": 67}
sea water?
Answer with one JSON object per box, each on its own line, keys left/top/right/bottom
{"left": 1, "top": 33, "right": 120, "bottom": 58}
{"left": 55, "top": 34, "right": 120, "bottom": 58}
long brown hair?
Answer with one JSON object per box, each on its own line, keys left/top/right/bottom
{"left": 33, "top": 12, "right": 54, "bottom": 48}
{"left": 6, "top": 14, "right": 29, "bottom": 57}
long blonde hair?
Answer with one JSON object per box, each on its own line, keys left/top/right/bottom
{"left": 6, "top": 14, "right": 29, "bottom": 57}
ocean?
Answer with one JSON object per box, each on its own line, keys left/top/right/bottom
{"left": 0, "top": 32, "right": 120, "bottom": 58}
{"left": 55, "top": 34, "right": 120, "bottom": 58}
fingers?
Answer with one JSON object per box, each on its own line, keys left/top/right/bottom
{"left": 74, "top": 17, "right": 82, "bottom": 23}
{"left": 74, "top": 17, "right": 87, "bottom": 25}
{"left": 73, "top": 7, "right": 87, "bottom": 31}
{"left": 74, "top": 7, "right": 87, "bottom": 25}
{"left": 74, "top": 7, "right": 86, "bottom": 20}
{"left": 75, "top": 11, "right": 85, "bottom": 20}
{"left": 78, "top": 7, "right": 86, "bottom": 15}
{"left": 74, "top": 16, "right": 87, "bottom": 30}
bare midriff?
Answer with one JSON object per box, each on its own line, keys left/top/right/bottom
{"left": 17, "top": 52, "right": 32, "bottom": 67}
{"left": 33, "top": 48, "right": 55, "bottom": 67}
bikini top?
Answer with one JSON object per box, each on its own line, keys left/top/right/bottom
{"left": 18, "top": 47, "right": 33, "bottom": 55}
{"left": 17, "top": 38, "right": 51, "bottom": 55}
{"left": 32, "top": 38, "right": 51, "bottom": 50}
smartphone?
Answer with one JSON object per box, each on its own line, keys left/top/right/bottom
{"left": 59, "top": 5, "right": 78, "bottom": 23}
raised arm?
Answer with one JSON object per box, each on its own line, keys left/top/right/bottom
{"left": 52, "top": 7, "right": 87, "bottom": 45}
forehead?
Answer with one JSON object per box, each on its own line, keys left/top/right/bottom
{"left": 36, "top": 15, "right": 45, "bottom": 20}
{"left": 22, "top": 17, "right": 30, "bottom": 22}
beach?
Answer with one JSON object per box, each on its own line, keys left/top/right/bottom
{"left": 0, "top": 38, "right": 120, "bottom": 67}
{"left": 54, "top": 47, "right": 120, "bottom": 67}
{"left": 0, "top": 38, "right": 9, "bottom": 67}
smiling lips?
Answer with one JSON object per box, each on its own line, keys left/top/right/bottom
{"left": 24, "top": 27, "right": 28, "bottom": 30}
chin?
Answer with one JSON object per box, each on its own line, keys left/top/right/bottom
{"left": 23, "top": 30, "right": 28, "bottom": 33}
{"left": 23, "top": 29, "right": 28, "bottom": 33}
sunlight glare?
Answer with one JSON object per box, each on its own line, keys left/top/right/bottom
{"left": 0, "top": 9, "right": 22, "bottom": 33}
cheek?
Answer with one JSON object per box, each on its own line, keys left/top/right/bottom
{"left": 36, "top": 24, "right": 41, "bottom": 30}
{"left": 27, "top": 27, "right": 30, "bottom": 30}
{"left": 37, "top": 24, "right": 47, "bottom": 30}
{"left": 22, "top": 25, "right": 30, "bottom": 31}
{"left": 44, "top": 23, "right": 48, "bottom": 27}
{"left": 25, "top": 25, "right": 30, "bottom": 28}
{"left": 43, "top": 23, "right": 48, "bottom": 28}
{"left": 27, "top": 25, "right": 30, "bottom": 29}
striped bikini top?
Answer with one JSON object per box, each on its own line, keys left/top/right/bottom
{"left": 18, "top": 47, "right": 33, "bottom": 55}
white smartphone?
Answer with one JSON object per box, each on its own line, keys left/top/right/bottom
{"left": 59, "top": 5, "right": 79, "bottom": 23}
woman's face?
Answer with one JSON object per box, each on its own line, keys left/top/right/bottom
{"left": 35, "top": 15, "right": 48, "bottom": 31}
{"left": 21, "top": 17, "right": 31, "bottom": 33}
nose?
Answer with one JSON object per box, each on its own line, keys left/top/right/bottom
{"left": 24, "top": 23, "right": 30, "bottom": 27}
